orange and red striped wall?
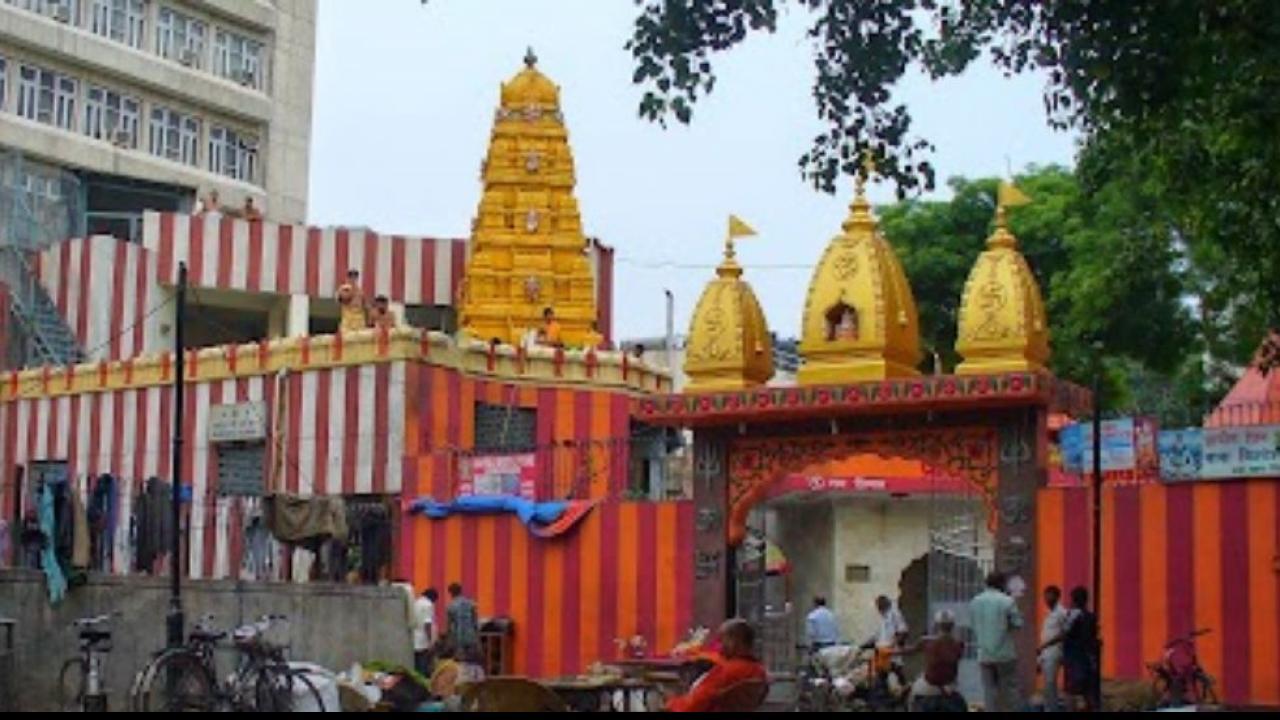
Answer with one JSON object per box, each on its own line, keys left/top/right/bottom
{"left": 1037, "top": 480, "right": 1280, "bottom": 707}
{"left": 399, "top": 364, "right": 695, "bottom": 676}
{"left": 406, "top": 502, "right": 694, "bottom": 678}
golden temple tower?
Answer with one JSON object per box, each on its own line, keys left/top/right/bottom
{"left": 796, "top": 171, "right": 920, "bottom": 384}
{"left": 457, "top": 49, "right": 597, "bottom": 345}
{"left": 683, "top": 232, "right": 774, "bottom": 392}
{"left": 954, "top": 188, "right": 1050, "bottom": 374}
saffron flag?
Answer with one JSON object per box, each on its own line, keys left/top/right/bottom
{"left": 728, "top": 215, "right": 757, "bottom": 239}
{"left": 998, "top": 181, "right": 1032, "bottom": 208}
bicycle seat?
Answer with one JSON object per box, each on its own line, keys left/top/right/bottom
{"left": 81, "top": 629, "right": 112, "bottom": 647}
{"left": 190, "top": 628, "right": 227, "bottom": 643}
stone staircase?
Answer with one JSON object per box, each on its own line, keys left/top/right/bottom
{"left": 0, "top": 245, "right": 83, "bottom": 367}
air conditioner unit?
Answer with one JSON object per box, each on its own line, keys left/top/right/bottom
{"left": 179, "top": 47, "right": 198, "bottom": 67}
{"left": 49, "top": 2, "right": 72, "bottom": 23}
{"left": 111, "top": 128, "right": 134, "bottom": 147}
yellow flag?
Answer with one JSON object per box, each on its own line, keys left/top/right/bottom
{"left": 728, "top": 215, "right": 757, "bottom": 239}
{"left": 998, "top": 181, "right": 1032, "bottom": 208}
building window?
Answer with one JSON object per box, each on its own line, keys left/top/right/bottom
{"left": 4, "top": 0, "right": 78, "bottom": 23}
{"left": 90, "top": 0, "right": 145, "bottom": 49}
{"left": 156, "top": 6, "right": 206, "bottom": 68}
{"left": 208, "top": 125, "right": 258, "bottom": 183}
{"left": 149, "top": 106, "right": 200, "bottom": 166}
{"left": 0, "top": 56, "right": 7, "bottom": 112}
{"left": 84, "top": 85, "right": 140, "bottom": 147}
{"left": 473, "top": 403, "right": 538, "bottom": 454}
{"left": 17, "top": 64, "right": 78, "bottom": 130}
{"left": 213, "top": 29, "right": 264, "bottom": 90}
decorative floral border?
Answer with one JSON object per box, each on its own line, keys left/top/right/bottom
{"left": 633, "top": 372, "right": 1091, "bottom": 422}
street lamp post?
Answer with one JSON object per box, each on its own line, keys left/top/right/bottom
{"left": 1091, "top": 343, "right": 1104, "bottom": 710}
{"left": 167, "top": 262, "right": 187, "bottom": 648}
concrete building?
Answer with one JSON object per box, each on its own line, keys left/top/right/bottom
{"left": 0, "top": 0, "right": 316, "bottom": 242}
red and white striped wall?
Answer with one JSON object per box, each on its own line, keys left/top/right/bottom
{"left": 26, "top": 212, "right": 617, "bottom": 363}
{"left": 141, "top": 212, "right": 469, "bottom": 306}
{"left": 0, "top": 361, "right": 407, "bottom": 579}
{"left": 36, "top": 236, "right": 159, "bottom": 362}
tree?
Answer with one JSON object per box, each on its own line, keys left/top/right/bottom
{"left": 877, "top": 165, "right": 1204, "bottom": 422}
{"left": 630, "top": 1, "right": 1280, "bottom": 319}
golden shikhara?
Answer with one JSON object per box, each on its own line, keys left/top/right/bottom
{"left": 954, "top": 203, "right": 1050, "bottom": 374}
{"left": 796, "top": 173, "right": 921, "bottom": 384}
{"left": 683, "top": 239, "right": 774, "bottom": 392}
{"left": 457, "top": 49, "right": 597, "bottom": 346}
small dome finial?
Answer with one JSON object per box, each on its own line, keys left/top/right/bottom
{"left": 524, "top": 46, "right": 538, "bottom": 68}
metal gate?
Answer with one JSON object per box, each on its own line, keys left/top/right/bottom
{"left": 926, "top": 490, "right": 994, "bottom": 703}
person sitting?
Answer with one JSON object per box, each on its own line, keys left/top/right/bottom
{"left": 861, "top": 595, "right": 910, "bottom": 689}
{"left": 243, "top": 196, "right": 263, "bottom": 220}
{"left": 666, "top": 619, "right": 767, "bottom": 712}
{"left": 370, "top": 295, "right": 397, "bottom": 330}
{"left": 583, "top": 320, "right": 605, "bottom": 351}
{"left": 897, "top": 610, "right": 967, "bottom": 712}
{"left": 337, "top": 269, "right": 368, "bottom": 332}
{"left": 535, "top": 307, "right": 563, "bottom": 348}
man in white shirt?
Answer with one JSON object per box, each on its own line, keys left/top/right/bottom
{"left": 413, "top": 587, "right": 439, "bottom": 676}
{"left": 861, "top": 595, "right": 910, "bottom": 688}
{"left": 1038, "top": 585, "right": 1068, "bottom": 711}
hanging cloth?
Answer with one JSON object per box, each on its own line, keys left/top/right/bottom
{"left": 38, "top": 483, "right": 67, "bottom": 603}
{"left": 88, "top": 474, "right": 117, "bottom": 571}
{"left": 71, "top": 490, "right": 90, "bottom": 569}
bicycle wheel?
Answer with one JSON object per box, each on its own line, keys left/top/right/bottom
{"left": 136, "top": 650, "right": 216, "bottom": 712}
{"left": 57, "top": 658, "right": 86, "bottom": 711}
{"left": 1193, "top": 672, "right": 1218, "bottom": 706}
{"left": 252, "top": 664, "right": 325, "bottom": 712}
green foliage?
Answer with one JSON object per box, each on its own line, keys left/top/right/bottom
{"left": 878, "top": 165, "right": 1212, "bottom": 424}
{"left": 630, "top": 1, "right": 1280, "bottom": 343}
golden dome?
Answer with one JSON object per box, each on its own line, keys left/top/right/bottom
{"left": 954, "top": 204, "right": 1050, "bottom": 374}
{"left": 797, "top": 176, "right": 920, "bottom": 384}
{"left": 500, "top": 48, "right": 560, "bottom": 109}
{"left": 683, "top": 242, "right": 774, "bottom": 392}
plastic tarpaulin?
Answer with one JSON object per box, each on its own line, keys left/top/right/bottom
{"left": 406, "top": 496, "right": 595, "bottom": 538}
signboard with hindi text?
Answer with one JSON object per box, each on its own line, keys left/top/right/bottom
{"left": 208, "top": 402, "right": 267, "bottom": 443}
{"left": 1201, "top": 425, "right": 1280, "bottom": 480}
{"left": 458, "top": 453, "right": 538, "bottom": 499}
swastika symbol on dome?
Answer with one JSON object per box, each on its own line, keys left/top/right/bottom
{"left": 834, "top": 252, "right": 859, "bottom": 280}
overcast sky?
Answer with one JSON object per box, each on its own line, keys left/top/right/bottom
{"left": 308, "top": 0, "right": 1078, "bottom": 340}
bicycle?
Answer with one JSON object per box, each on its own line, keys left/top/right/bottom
{"left": 58, "top": 612, "right": 120, "bottom": 711}
{"left": 793, "top": 643, "right": 840, "bottom": 712}
{"left": 132, "top": 613, "right": 325, "bottom": 712}
{"left": 1148, "top": 628, "right": 1218, "bottom": 708}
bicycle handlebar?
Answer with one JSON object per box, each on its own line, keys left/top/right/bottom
{"left": 72, "top": 611, "right": 120, "bottom": 627}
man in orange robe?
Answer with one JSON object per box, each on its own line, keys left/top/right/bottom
{"left": 667, "top": 619, "right": 767, "bottom": 712}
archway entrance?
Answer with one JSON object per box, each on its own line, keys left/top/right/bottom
{"left": 633, "top": 372, "right": 1091, "bottom": 690}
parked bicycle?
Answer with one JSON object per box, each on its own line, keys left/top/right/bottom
{"left": 58, "top": 612, "right": 121, "bottom": 711}
{"left": 1148, "top": 628, "right": 1218, "bottom": 708}
{"left": 131, "top": 613, "right": 325, "bottom": 712}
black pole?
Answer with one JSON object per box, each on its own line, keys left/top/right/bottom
{"left": 1091, "top": 356, "right": 1104, "bottom": 709}
{"left": 167, "top": 262, "right": 187, "bottom": 648}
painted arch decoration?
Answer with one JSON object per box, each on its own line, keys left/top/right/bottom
{"left": 726, "top": 426, "right": 1000, "bottom": 545}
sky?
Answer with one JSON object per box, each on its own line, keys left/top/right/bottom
{"left": 308, "top": 0, "right": 1078, "bottom": 341}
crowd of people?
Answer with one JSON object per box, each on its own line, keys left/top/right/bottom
{"left": 800, "top": 572, "right": 1102, "bottom": 712}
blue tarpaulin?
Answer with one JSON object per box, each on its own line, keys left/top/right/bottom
{"left": 407, "top": 495, "right": 567, "bottom": 526}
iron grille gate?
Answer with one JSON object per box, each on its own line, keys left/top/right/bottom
{"left": 927, "top": 490, "right": 994, "bottom": 703}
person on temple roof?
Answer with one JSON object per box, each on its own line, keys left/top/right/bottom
{"left": 370, "top": 295, "right": 397, "bottom": 330}
{"left": 337, "top": 269, "right": 368, "bottom": 332}
{"left": 536, "top": 306, "right": 563, "bottom": 348}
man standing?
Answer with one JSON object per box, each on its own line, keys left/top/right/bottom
{"left": 806, "top": 596, "right": 841, "bottom": 649}
{"left": 337, "top": 268, "right": 368, "bottom": 332}
{"left": 969, "top": 571, "right": 1025, "bottom": 712}
{"left": 446, "top": 582, "right": 480, "bottom": 663}
{"left": 413, "top": 587, "right": 439, "bottom": 676}
{"left": 1039, "top": 585, "right": 1069, "bottom": 711}
{"left": 536, "top": 306, "right": 563, "bottom": 348}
